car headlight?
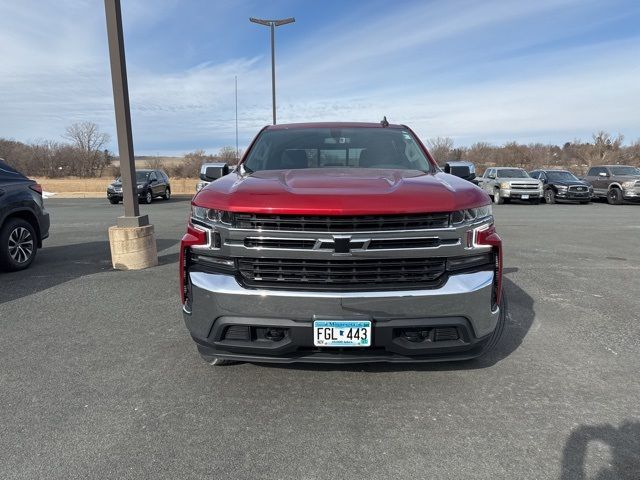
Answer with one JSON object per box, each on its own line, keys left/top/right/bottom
{"left": 622, "top": 181, "right": 636, "bottom": 189}
{"left": 191, "top": 206, "right": 232, "bottom": 226}
{"left": 451, "top": 205, "right": 493, "bottom": 226}
{"left": 499, "top": 182, "right": 510, "bottom": 189}
{"left": 557, "top": 185, "right": 568, "bottom": 191}
{"left": 137, "top": 184, "right": 145, "bottom": 189}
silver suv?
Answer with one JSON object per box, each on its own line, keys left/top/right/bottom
{"left": 480, "top": 167, "right": 543, "bottom": 204}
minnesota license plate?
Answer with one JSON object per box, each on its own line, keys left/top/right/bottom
{"left": 521, "top": 194, "right": 530, "bottom": 199}
{"left": 313, "top": 320, "right": 371, "bottom": 347}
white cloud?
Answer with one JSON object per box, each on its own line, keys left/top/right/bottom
{"left": 1, "top": 0, "right": 638, "bottom": 155}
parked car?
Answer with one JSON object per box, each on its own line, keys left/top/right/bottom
{"left": 479, "top": 167, "right": 543, "bottom": 204}
{"left": 0, "top": 159, "right": 50, "bottom": 271}
{"left": 583, "top": 165, "right": 640, "bottom": 205}
{"left": 107, "top": 169, "right": 171, "bottom": 204}
{"left": 180, "top": 121, "right": 505, "bottom": 365}
{"left": 196, "top": 163, "right": 229, "bottom": 192}
{"left": 529, "top": 169, "right": 592, "bottom": 204}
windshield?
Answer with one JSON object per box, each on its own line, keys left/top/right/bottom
{"left": 546, "top": 171, "right": 579, "bottom": 182}
{"left": 116, "top": 172, "right": 150, "bottom": 183}
{"left": 610, "top": 166, "right": 640, "bottom": 176}
{"left": 242, "top": 127, "right": 433, "bottom": 172}
{"left": 496, "top": 168, "right": 529, "bottom": 178}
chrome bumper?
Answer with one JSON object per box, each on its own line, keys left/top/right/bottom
{"left": 500, "top": 188, "right": 543, "bottom": 198}
{"left": 184, "top": 270, "right": 500, "bottom": 341}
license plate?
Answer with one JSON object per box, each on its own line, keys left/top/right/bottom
{"left": 521, "top": 194, "right": 529, "bottom": 199}
{"left": 313, "top": 320, "right": 371, "bottom": 347}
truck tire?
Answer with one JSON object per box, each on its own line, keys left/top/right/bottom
{"left": 478, "top": 292, "right": 507, "bottom": 357}
{"left": 543, "top": 189, "right": 555, "bottom": 204}
{"left": 0, "top": 218, "right": 38, "bottom": 271}
{"left": 607, "top": 188, "right": 623, "bottom": 205}
{"left": 493, "top": 190, "right": 504, "bottom": 205}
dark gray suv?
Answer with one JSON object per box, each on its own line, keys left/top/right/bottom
{"left": 107, "top": 169, "right": 171, "bottom": 204}
{"left": 0, "top": 159, "right": 50, "bottom": 271}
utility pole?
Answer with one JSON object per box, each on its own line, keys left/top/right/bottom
{"left": 235, "top": 75, "right": 239, "bottom": 161}
{"left": 249, "top": 17, "right": 295, "bottom": 125}
{"left": 104, "top": 0, "right": 158, "bottom": 269}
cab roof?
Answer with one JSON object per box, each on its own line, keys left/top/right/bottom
{"left": 264, "top": 122, "right": 405, "bottom": 130}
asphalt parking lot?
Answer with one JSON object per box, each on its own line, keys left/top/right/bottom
{"left": 1, "top": 198, "right": 639, "bottom": 480}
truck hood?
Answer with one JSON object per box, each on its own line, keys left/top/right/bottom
{"left": 194, "top": 168, "right": 489, "bottom": 215}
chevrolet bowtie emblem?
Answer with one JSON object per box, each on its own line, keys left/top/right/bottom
{"left": 333, "top": 236, "right": 352, "bottom": 254}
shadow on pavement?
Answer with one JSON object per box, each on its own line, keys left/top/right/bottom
{"left": 255, "top": 269, "right": 535, "bottom": 372}
{"left": 0, "top": 238, "right": 179, "bottom": 304}
{"left": 561, "top": 420, "right": 640, "bottom": 479}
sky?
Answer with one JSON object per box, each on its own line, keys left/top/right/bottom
{"left": 1, "top": 0, "right": 639, "bottom": 156}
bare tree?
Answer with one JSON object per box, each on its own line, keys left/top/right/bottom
{"left": 145, "top": 156, "right": 166, "bottom": 171}
{"left": 217, "top": 146, "right": 240, "bottom": 165}
{"left": 62, "top": 122, "right": 111, "bottom": 176}
{"left": 426, "top": 137, "right": 454, "bottom": 164}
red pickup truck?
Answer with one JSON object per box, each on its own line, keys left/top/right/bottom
{"left": 180, "top": 122, "right": 504, "bottom": 365}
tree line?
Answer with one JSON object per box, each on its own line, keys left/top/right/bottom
{"left": 0, "top": 121, "right": 240, "bottom": 179}
{"left": 427, "top": 132, "right": 640, "bottom": 175}
{"left": 2, "top": 122, "right": 638, "bottom": 178}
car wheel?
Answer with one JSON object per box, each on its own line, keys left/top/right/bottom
{"left": 493, "top": 190, "right": 504, "bottom": 205}
{"left": 144, "top": 190, "right": 153, "bottom": 204}
{"left": 109, "top": 198, "right": 119, "bottom": 204}
{"left": 544, "top": 189, "right": 555, "bottom": 204}
{"left": 0, "top": 218, "right": 37, "bottom": 271}
{"left": 607, "top": 188, "right": 623, "bottom": 205}
{"left": 163, "top": 188, "right": 171, "bottom": 200}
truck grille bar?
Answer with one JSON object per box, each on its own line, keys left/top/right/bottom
{"left": 233, "top": 212, "right": 451, "bottom": 232}
{"left": 237, "top": 257, "right": 447, "bottom": 290}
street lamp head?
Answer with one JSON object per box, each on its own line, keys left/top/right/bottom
{"left": 249, "top": 17, "right": 271, "bottom": 26}
{"left": 249, "top": 17, "right": 295, "bottom": 27}
{"left": 274, "top": 17, "right": 295, "bottom": 26}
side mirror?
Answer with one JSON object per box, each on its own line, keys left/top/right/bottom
{"left": 598, "top": 172, "right": 608, "bottom": 177}
{"left": 200, "top": 163, "right": 229, "bottom": 181}
{"left": 444, "top": 161, "right": 476, "bottom": 182}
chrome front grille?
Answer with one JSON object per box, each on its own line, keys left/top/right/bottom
{"left": 232, "top": 212, "right": 451, "bottom": 232}
{"left": 509, "top": 183, "right": 540, "bottom": 190}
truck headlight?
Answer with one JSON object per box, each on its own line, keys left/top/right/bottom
{"left": 622, "top": 181, "right": 636, "bottom": 189}
{"left": 499, "top": 182, "right": 510, "bottom": 189}
{"left": 451, "top": 205, "right": 493, "bottom": 226}
{"left": 191, "top": 206, "right": 232, "bottom": 226}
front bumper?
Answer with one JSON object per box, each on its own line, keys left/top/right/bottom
{"left": 183, "top": 270, "right": 500, "bottom": 363}
{"left": 500, "top": 188, "right": 543, "bottom": 199}
{"left": 623, "top": 187, "right": 640, "bottom": 200}
{"left": 555, "top": 190, "right": 592, "bottom": 201}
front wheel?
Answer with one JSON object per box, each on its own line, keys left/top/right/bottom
{"left": 543, "top": 189, "right": 555, "bottom": 204}
{"left": 144, "top": 190, "right": 153, "bottom": 204}
{"left": 493, "top": 191, "right": 504, "bottom": 205}
{"left": 0, "top": 218, "right": 38, "bottom": 271}
{"left": 163, "top": 188, "right": 171, "bottom": 200}
{"left": 109, "top": 198, "right": 119, "bottom": 205}
{"left": 607, "top": 188, "right": 623, "bottom": 205}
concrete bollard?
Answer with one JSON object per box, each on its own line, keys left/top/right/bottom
{"left": 108, "top": 224, "right": 158, "bottom": 270}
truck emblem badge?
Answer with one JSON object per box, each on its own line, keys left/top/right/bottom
{"left": 333, "top": 236, "right": 352, "bottom": 254}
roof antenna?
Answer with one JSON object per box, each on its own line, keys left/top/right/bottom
{"left": 380, "top": 116, "right": 389, "bottom": 127}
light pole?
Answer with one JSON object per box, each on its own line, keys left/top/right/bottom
{"left": 249, "top": 17, "right": 295, "bottom": 125}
